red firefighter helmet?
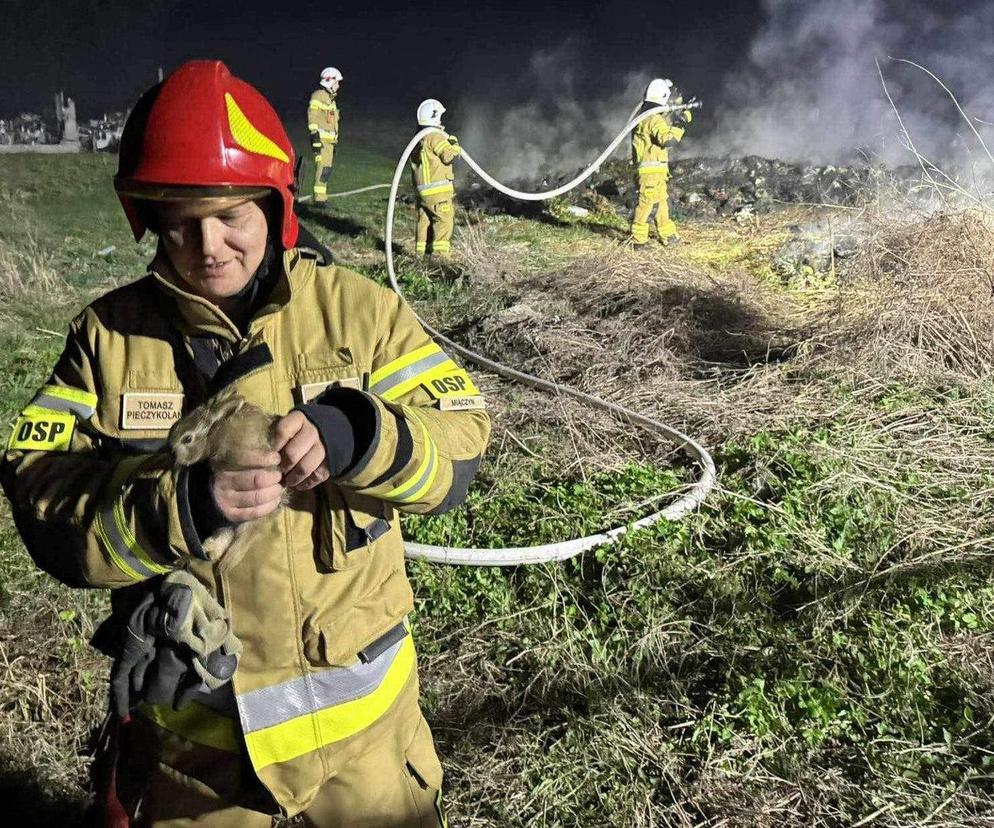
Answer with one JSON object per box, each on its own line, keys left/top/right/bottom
{"left": 114, "top": 60, "right": 299, "bottom": 249}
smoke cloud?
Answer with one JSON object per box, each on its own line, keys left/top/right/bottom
{"left": 456, "top": 42, "right": 652, "bottom": 182}
{"left": 703, "top": 0, "right": 994, "bottom": 172}
{"left": 455, "top": 2, "right": 994, "bottom": 183}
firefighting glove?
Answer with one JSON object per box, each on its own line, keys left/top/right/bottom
{"left": 310, "top": 131, "right": 322, "bottom": 149}
{"left": 109, "top": 572, "right": 241, "bottom": 715}
{"left": 680, "top": 109, "right": 693, "bottom": 125}
{"left": 153, "top": 570, "right": 241, "bottom": 688}
{"left": 110, "top": 592, "right": 156, "bottom": 716}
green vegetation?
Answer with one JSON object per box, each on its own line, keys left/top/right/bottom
{"left": 2, "top": 150, "right": 993, "bottom": 826}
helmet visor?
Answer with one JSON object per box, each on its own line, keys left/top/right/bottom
{"left": 113, "top": 180, "right": 272, "bottom": 202}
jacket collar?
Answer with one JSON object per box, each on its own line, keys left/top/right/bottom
{"left": 150, "top": 248, "right": 317, "bottom": 342}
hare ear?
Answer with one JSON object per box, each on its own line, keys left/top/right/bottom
{"left": 211, "top": 389, "right": 246, "bottom": 420}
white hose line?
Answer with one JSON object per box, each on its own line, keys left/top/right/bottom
{"left": 297, "top": 183, "right": 392, "bottom": 203}
{"left": 458, "top": 101, "right": 701, "bottom": 201}
{"left": 387, "top": 107, "right": 715, "bottom": 566}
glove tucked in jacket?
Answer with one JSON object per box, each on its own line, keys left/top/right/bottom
{"left": 107, "top": 570, "right": 241, "bottom": 715}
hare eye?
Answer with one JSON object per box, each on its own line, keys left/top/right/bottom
{"left": 181, "top": 434, "right": 194, "bottom": 444}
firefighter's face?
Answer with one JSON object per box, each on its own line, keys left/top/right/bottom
{"left": 156, "top": 196, "right": 269, "bottom": 304}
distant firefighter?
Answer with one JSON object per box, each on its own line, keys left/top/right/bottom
{"left": 308, "top": 66, "right": 342, "bottom": 203}
{"left": 630, "top": 78, "right": 693, "bottom": 246}
{"left": 412, "top": 98, "right": 461, "bottom": 257}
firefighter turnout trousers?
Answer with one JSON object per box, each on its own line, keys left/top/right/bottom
{"left": 416, "top": 193, "right": 455, "bottom": 256}
{"left": 631, "top": 168, "right": 676, "bottom": 244}
{"left": 117, "top": 693, "right": 448, "bottom": 827}
{"left": 313, "top": 142, "right": 336, "bottom": 203}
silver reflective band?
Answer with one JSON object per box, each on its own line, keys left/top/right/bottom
{"left": 638, "top": 162, "right": 669, "bottom": 170}
{"left": 30, "top": 393, "right": 95, "bottom": 419}
{"left": 369, "top": 350, "right": 450, "bottom": 397}
{"left": 236, "top": 633, "right": 407, "bottom": 734}
{"left": 417, "top": 179, "right": 453, "bottom": 192}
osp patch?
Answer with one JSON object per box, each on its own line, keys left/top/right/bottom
{"left": 7, "top": 406, "right": 75, "bottom": 452}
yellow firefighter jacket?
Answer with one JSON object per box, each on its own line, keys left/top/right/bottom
{"left": 0, "top": 241, "right": 490, "bottom": 814}
{"left": 411, "top": 133, "right": 461, "bottom": 199}
{"left": 631, "top": 111, "right": 685, "bottom": 177}
{"left": 308, "top": 88, "right": 339, "bottom": 144}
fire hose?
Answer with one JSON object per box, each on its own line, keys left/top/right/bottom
{"left": 382, "top": 101, "right": 716, "bottom": 566}
{"left": 296, "top": 182, "right": 392, "bottom": 202}
{"left": 92, "top": 103, "right": 713, "bottom": 567}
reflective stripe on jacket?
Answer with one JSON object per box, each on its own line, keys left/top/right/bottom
{"left": 0, "top": 246, "right": 490, "bottom": 814}
{"left": 308, "top": 88, "right": 339, "bottom": 143}
{"left": 411, "top": 134, "right": 460, "bottom": 200}
{"left": 631, "top": 111, "right": 684, "bottom": 171}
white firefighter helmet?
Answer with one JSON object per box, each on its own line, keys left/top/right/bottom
{"left": 417, "top": 98, "right": 446, "bottom": 127}
{"left": 644, "top": 78, "right": 674, "bottom": 105}
{"left": 320, "top": 67, "right": 343, "bottom": 90}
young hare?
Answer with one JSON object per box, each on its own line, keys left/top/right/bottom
{"left": 168, "top": 388, "right": 283, "bottom": 572}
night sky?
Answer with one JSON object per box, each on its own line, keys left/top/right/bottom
{"left": 0, "top": 0, "right": 764, "bottom": 123}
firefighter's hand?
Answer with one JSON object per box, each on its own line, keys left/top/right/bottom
{"left": 211, "top": 450, "right": 283, "bottom": 523}
{"left": 273, "top": 411, "right": 330, "bottom": 491}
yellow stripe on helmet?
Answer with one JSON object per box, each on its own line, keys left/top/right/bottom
{"left": 225, "top": 93, "right": 289, "bottom": 163}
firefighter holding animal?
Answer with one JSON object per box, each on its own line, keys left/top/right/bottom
{"left": 412, "top": 99, "right": 461, "bottom": 257}
{"left": 1, "top": 60, "right": 490, "bottom": 827}
{"left": 308, "top": 66, "right": 342, "bottom": 203}
{"left": 630, "top": 78, "right": 693, "bottom": 246}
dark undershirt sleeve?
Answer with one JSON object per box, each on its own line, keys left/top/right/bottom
{"left": 297, "top": 387, "right": 378, "bottom": 478}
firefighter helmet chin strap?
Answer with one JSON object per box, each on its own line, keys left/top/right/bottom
{"left": 383, "top": 99, "right": 715, "bottom": 566}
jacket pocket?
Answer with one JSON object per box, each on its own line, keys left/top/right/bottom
{"left": 404, "top": 715, "right": 447, "bottom": 826}
{"left": 301, "top": 578, "right": 413, "bottom": 668}
{"left": 317, "top": 484, "right": 392, "bottom": 572}
{"left": 293, "top": 346, "right": 364, "bottom": 404}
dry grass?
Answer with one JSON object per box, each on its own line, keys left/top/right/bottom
{"left": 459, "top": 206, "right": 994, "bottom": 566}
{"left": 455, "top": 216, "right": 820, "bottom": 454}
{"left": 455, "top": 205, "right": 994, "bottom": 435}
{"left": 832, "top": 209, "right": 994, "bottom": 384}
{"left": 0, "top": 235, "right": 62, "bottom": 303}
{"left": 0, "top": 497, "right": 109, "bottom": 821}
{"left": 439, "top": 212, "right": 994, "bottom": 823}
{"left": 0, "top": 191, "right": 65, "bottom": 304}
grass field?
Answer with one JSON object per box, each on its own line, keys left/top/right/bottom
{"left": 2, "top": 140, "right": 994, "bottom": 827}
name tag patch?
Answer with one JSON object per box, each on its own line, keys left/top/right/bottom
{"left": 121, "top": 393, "right": 185, "bottom": 430}
{"left": 7, "top": 408, "right": 75, "bottom": 452}
{"left": 297, "top": 377, "right": 362, "bottom": 404}
{"left": 438, "top": 395, "right": 486, "bottom": 411}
